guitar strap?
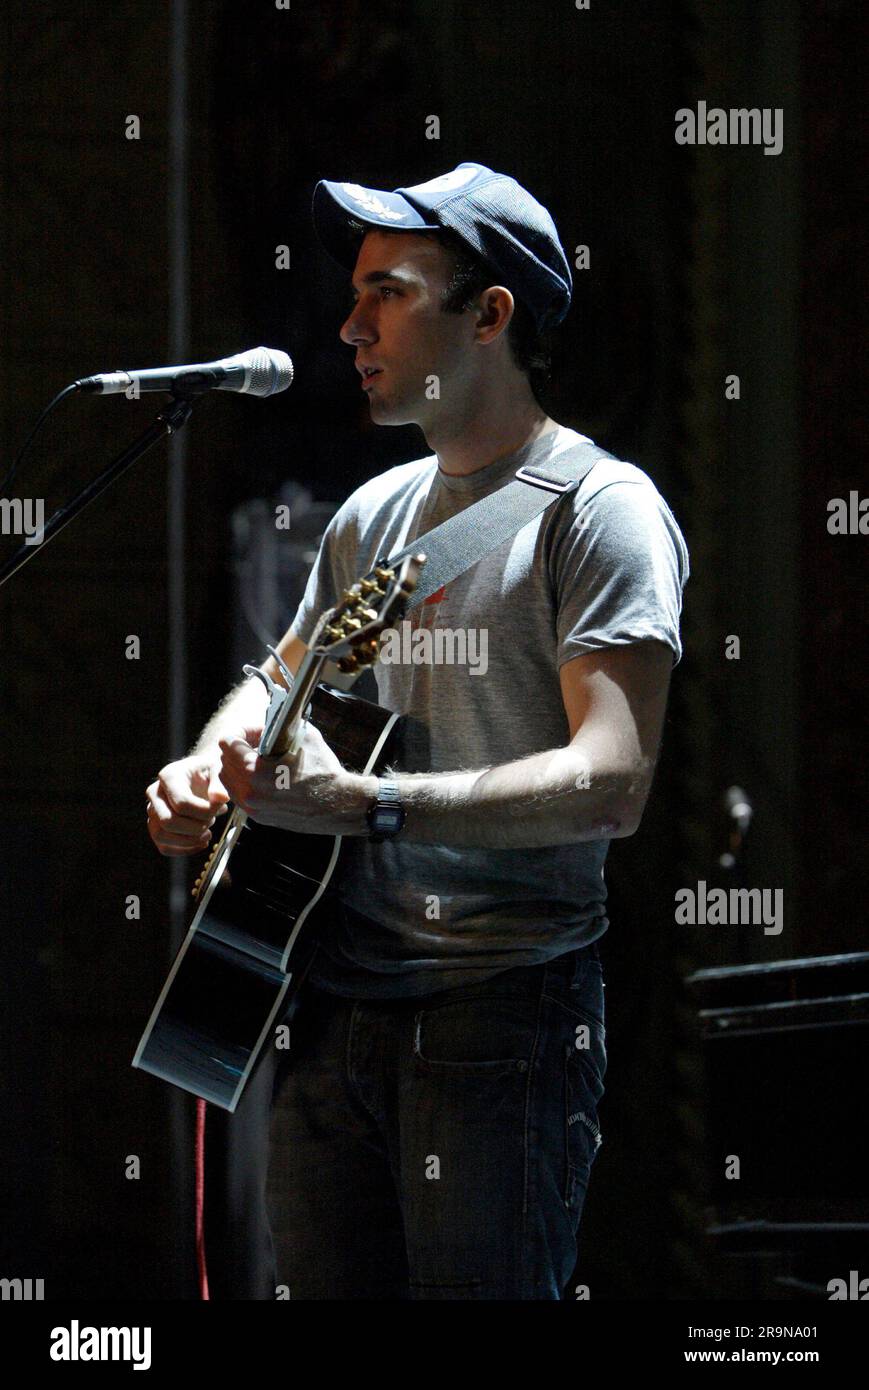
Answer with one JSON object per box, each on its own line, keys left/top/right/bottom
{"left": 376, "top": 435, "right": 618, "bottom": 608}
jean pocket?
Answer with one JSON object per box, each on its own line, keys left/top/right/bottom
{"left": 543, "top": 953, "right": 606, "bottom": 1039}
{"left": 563, "top": 1039, "right": 605, "bottom": 1215}
{"left": 412, "top": 994, "right": 541, "bottom": 1071}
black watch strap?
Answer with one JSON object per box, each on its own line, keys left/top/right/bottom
{"left": 366, "top": 778, "right": 405, "bottom": 842}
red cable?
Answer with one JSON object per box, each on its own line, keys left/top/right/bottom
{"left": 195, "top": 1097, "right": 210, "bottom": 1300}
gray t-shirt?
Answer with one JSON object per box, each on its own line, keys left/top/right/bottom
{"left": 288, "top": 424, "right": 689, "bottom": 997}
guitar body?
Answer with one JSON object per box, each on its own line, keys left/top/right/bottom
{"left": 133, "top": 684, "right": 402, "bottom": 1111}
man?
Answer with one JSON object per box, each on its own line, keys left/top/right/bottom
{"left": 146, "top": 162, "right": 689, "bottom": 1299}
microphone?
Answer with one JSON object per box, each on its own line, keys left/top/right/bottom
{"left": 75, "top": 347, "right": 293, "bottom": 398}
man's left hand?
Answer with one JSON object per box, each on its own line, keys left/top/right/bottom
{"left": 217, "top": 721, "right": 368, "bottom": 835}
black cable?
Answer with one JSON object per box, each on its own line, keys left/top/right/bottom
{"left": 1, "top": 381, "right": 80, "bottom": 496}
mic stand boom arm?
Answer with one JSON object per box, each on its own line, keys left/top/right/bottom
{"left": 0, "top": 391, "right": 199, "bottom": 589}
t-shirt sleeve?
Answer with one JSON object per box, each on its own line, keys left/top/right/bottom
{"left": 552, "top": 477, "right": 690, "bottom": 668}
{"left": 288, "top": 505, "right": 354, "bottom": 646}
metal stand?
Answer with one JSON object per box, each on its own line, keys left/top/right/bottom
{"left": 0, "top": 393, "right": 197, "bottom": 588}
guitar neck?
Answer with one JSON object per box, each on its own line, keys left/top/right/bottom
{"left": 265, "top": 637, "right": 349, "bottom": 759}
{"left": 259, "top": 554, "right": 427, "bottom": 761}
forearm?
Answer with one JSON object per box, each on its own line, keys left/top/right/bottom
{"left": 349, "top": 741, "right": 651, "bottom": 848}
{"left": 189, "top": 674, "right": 270, "bottom": 762}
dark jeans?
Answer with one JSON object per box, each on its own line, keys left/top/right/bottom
{"left": 262, "top": 941, "right": 607, "bottom": 1300}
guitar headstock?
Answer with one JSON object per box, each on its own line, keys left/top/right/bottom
{"left": 312, "top": 553, "right": 426, "bottom": 675}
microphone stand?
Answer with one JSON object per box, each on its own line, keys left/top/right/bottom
{"left": 0, "top": 391, "right": 200, "bottom": 588}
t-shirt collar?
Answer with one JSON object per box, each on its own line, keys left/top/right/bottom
{"left": 433, "top": 424, "right": 566, "bottom": 496}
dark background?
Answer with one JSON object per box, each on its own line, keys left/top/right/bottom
{"left": 0, "top": 0, "right": 864, "bottom": 1299}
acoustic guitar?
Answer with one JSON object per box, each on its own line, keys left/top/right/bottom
{"left": 132, "top": 552, "right": 425, "bottom": 1112}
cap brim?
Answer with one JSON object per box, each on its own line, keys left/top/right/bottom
{"left": 312, "top": 179, "right": 440, "bottom": 269}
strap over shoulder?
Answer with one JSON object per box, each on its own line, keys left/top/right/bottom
{"left": 381, "top": 435, "right": 617, "bottom": 609}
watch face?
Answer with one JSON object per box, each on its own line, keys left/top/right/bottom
{"left": 368, "top": 780, "right": 405, "bottom": 839}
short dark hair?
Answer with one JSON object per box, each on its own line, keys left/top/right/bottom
{"left": 433, "top": 226, "right": 553, "bottom": 402}
{"left": 345, "top": 219, "right": 554, "bottom": 403}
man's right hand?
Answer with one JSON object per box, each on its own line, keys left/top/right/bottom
{"left": 145, "top": 650, "right": 305, "bottom": 857}
{"left": 146, "top": 747, "right": 234, "bottom": 857}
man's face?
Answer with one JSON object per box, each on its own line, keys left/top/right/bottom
{"left": 339, "top": 229, "right": 476, "bottom": 428}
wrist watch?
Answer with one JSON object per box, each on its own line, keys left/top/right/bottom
{"left": 366, "top": 777, "right": 406, "bottom": 842}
